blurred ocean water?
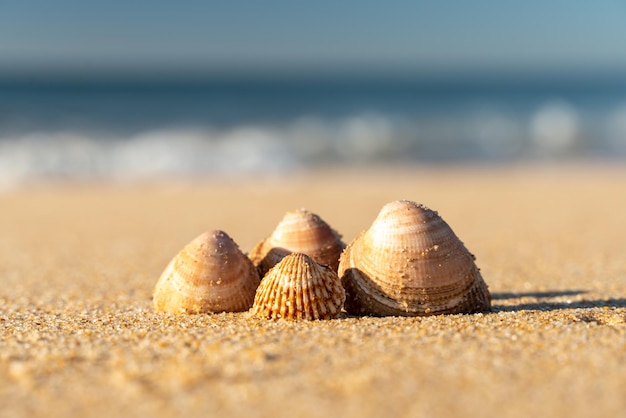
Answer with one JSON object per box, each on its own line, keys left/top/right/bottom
{"left": 1, "top": 75, "right": 626, "bottom": 187}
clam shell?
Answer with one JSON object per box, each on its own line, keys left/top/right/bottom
{"left": 249, "top": 208, "right": 345, "bottom": 276}
{"left": 153, "top": 230, "right": 260, "bottom": 314}
{"left": 251, "top": 252, "right": 345, "bottom": 320}
{"left": 338, "top": 200, "right": 491, "bottom": 316}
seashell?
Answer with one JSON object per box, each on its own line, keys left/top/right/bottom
{"left": 338, "top": 200, "right": 491, "bottom": 316}
{"left": 153, "top": 230, "right": 260, "bottom": 314}
{"left": 251, "top": 252, "right": 345, "bottom": 320}
{"left": 249, "top": 208, "right": 345, "bottom": 277}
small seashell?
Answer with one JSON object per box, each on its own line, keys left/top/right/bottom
{"left": 153, "top": 230, "right": 260, "bottom": 314}
{"left": 249, "top": 208, "right": 345, "bottom": 277}
{"left": 251, "top": 252, "right": 345, "bottom": 320}
{"left": 338, "top": 200, "right": 491, "bottom": 316}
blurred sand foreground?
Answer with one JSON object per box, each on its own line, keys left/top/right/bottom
{"left": 1, "top": 164, "right": 626, "bottom": 418}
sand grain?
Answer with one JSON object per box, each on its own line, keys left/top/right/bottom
{"left": 1, "top": 165, "right": 626, "bottom": 418}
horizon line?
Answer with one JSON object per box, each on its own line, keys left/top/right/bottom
{"left": 2, "top": 66, "right": 626, "bottom": 83}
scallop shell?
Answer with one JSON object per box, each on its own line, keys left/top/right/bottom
{"left": 251, "top": 252, "right": 345, "bottom": 320}
{"left": 153, "top": 230, "right": 260, "bottom": 314}
{"left": 249, "top": 208, "right": 345, "bottom": 276}
{"left": 338, "top": 200, "right": 491, "bottom": 316}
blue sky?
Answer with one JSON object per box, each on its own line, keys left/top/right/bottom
{"left": 1, "top": 1, "right": 625, "bottom": 76}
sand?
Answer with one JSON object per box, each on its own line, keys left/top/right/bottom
{"left": 1, "top": 164, "right": 626, "bottom": 418}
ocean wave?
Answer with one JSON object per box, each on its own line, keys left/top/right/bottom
{"left": 1, "top": 105, "right": 625, "bottom": 189}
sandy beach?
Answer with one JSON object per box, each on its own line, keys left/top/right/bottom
{"left": 1, "top": 164, "right": 626, "bottom": 418}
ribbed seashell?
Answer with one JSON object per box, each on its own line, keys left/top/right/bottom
{"left": 251, "top": 253, "right": 345, "bottom": 320}
{"left": 338, "top": 200, "right": 491, "bottom": 316}
{"left": 249, "top": 208, "right": 345, "bottom": 277}
{"left": 153, "top": 230, "right": 260, "bottom": 314}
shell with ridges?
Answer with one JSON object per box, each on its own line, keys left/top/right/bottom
{"left": 338, "top": 200, "right": 491, "bottom": 316}
{"left": 251, "top": 252, "right": 345, "bottom": 320}
{"left": 153, "top": 230, "right": 260, "bottom": 314}
{"left": 249, "top": 208, "right": 345, "bottom": 276}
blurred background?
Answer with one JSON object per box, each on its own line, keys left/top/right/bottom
{"left": 1, "top": 0, "right": 626, "bottom": 187}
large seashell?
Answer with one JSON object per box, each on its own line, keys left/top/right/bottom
{"left": 153, "top": 230, "right": 260, "bottom": 314}
{"left": 338, "top": 200, "right": 491, "bottom": 316}
{"left": 251, "top": 252, "right": 345, "bottom": 320}
{"left": 249, "top": 208, "right": 345, "bottom": 276}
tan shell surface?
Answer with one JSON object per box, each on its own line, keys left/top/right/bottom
{"left": 338, "top": 200, "right": 491, "bottom": 316}
{"left": 249, "top": 208, "right": 345, "bottom": 276}
{"left": 251, "top": 253, "right": 345, "bottom": 320}
{"left": 153, "top": 230, "right": 260, "bottom": 314}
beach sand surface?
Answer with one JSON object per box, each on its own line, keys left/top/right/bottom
{"left": 1, "top": 164, "right": 626, "bottom": 418}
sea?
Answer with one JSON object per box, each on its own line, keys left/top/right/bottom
{"left": 1, "top": 73, "right": 626, "bottom": 187}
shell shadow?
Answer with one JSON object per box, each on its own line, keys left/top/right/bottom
{"left": 256, "top": 247, "right": 291, "bottom": 271}
{"left": 492, "top": 290, "right": 587, "bottom": 300}
{"left": 492, "top": 291, "right": 626, "bottom": 313}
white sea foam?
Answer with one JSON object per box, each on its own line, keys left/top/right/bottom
{"left": 530, "top": 101, "right": 580, "bottom": 156}
{"left": 606, "top": 104, "right": 626, "bottom": 155}
{"left": 0, "top": 102, "right": 621, "bottom": 190}
{"left": 0, "top": 127, "right": 291, "bottom": 187}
